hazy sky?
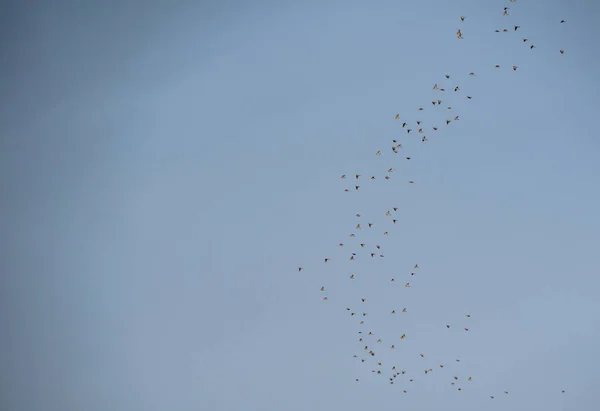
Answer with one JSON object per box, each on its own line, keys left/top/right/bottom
{"left": 1, "top": 1, "right": 599, "bottom": 410}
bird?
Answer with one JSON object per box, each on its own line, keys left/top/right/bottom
{"left": 298, "top": 266, "right": 303, "bottom": 272}
{"left": 324, "top": 258, "right": 329, "bottom": 263}
{"left": 349, "top": 274, "right": 355, "bottom": 279}
{"left": 460, "top": 16, "right": 465, "bottom": 22}
{"left": 320, "top": 286, "right": 325, "bottom": 292}
{"left": 514, "top": 25, "right": 520, "bottom": 31}
{"left": 395, "top": 114, "right": 400, "bottom": 119}
{"left": 457, "top": 29, "right": 463, "bottom": 39}
{"left": 561, "top": 20, "right": 565, "bottom": 23}
{"left": 513, "top": 65, "right": 518, "bottom": 71}
{"left": 560, "top": 49, "right": 564, "bottom": 54}
{"left": 375, "top": 151, "right": 381, "bottom": 155}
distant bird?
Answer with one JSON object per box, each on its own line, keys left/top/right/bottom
{"left": 320, "top": 286, "right": 325, "bottom": 292}
{"left": 341, "top": 174, "right": 346, "bottom": 179}
{"left": 376, "top": 151, "right": 381, "bottom": 155}
{"left": 560, "top": 49, "right": 564, "bottom": 54}
{"left": 561, "top": 20, "right": 565, "bottom": 23}
{"left": 513, "top": 65, "right": 518, "bottom": 71}
{"left": 395, "top": 114, "right": 400, "bottom": 119}
{"left": 457, "top": 29, "right": 463, "bottom": 39}
{"left": 324, "top": 258, "right": 329, "bottom": 263}
{"left": 460, "top": 16, "right": 465, "bottom": 22}
{"left": 514, "top": 25, "right": 520, "bottom": 31}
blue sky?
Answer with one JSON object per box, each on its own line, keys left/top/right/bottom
{"left": 1, "top": 1, "right": 599, "bottom": 410}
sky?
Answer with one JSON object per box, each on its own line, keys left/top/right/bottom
{"left": 1, "top": 0, "right": 600, "bottom": 410}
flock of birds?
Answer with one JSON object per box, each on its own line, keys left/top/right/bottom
{"left": 298, "top": 0, "right": 569, "bottom": 403}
